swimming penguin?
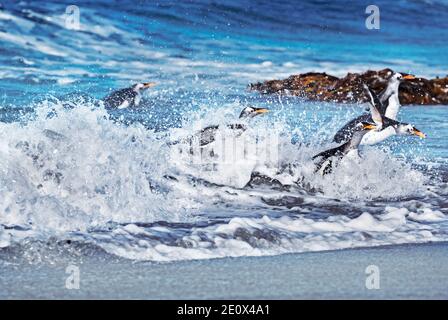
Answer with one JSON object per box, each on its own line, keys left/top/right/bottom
{"left": 104, "top": 82, "right": 156, "bottom": 110}
{"left": 313, "top": 121, "right": 378, "bottom": 175}
{"left": 173, "top": 106, "right": 269, "bottom": 147}
{"left": 333, "top": 72, "right": 415, "bottom": 144}
{"left": 333, "top": 82, "right": 424, "bottom": 145}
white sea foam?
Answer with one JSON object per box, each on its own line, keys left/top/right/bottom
{"left": 82, "top": 206, "right": 446, "bottom": 262}
{"left": 0, "top": 101, "right": 196, "bottom": 234}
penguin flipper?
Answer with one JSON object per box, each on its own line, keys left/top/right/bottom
{"left": 362, "top": 83, "right": 384, "bottom": 126}
{"left": 377, "top": 84, "right": 399, "bottom": 116}
{"left": 312, "top": 145, "right": 344, "bottom": 174}
{"left": 312, "top": 146, "right": 339, "bottom": 161}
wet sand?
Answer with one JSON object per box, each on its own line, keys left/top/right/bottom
{"left": 1, "top": 242, "right": 447, "bottom": 299}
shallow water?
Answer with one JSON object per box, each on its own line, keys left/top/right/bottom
{"left": 0, "top": 0, "right": 447, "bottom": 263}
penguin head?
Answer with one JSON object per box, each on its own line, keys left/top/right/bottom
{"left": 356, "top": 121, "right": 378, "bottom": 132}
{"left": 133, "top": 82, "right": 156, "bottom": 92}
{"left": 395, "top": 123, "right": 426, "bottom": 138}
{"left": 390, "top": 72, "right": 415, "bottom": 83}
{"left": 239, "top": 106, "right": 269, "bottom": 119}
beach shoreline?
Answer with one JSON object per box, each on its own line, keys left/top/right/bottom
{"left": 1, "top": 241, "right": 447, "bottom": 299}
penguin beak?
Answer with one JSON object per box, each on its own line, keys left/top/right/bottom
{"left": 413, "top": 128, "right": 426, "bottom": 138}
{"left": 362, "top": 123, "right": 377, "bottom": 131}
{"left": 254, "top": 108, "right": 269, "bottom": 114}
{"left": 403, "top": 75, "right": 416, "bottom": 80}
{"left": 143, "top": 82, "right": 156, "bottom": 88}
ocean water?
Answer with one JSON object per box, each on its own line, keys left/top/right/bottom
{"left": 0, "top": 0, "right": 448, "bottom": 263}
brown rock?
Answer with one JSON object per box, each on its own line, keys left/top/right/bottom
{"left": 249, "top": 68, "right": 448, "bottom": 105}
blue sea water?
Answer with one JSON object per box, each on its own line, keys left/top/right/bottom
{"left": 0, "top": 0, "right": 447, "bottom": 262}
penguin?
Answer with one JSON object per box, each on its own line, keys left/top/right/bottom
{"left": 313, "top": 121, "right": 378, "bottom": 175}
{"left": 314, "top": 83, "right": 426, "bottom": 175}
{"left": 104, "top": 82, "right": 156, "bottom": 109}
{"left": 172, "top": 106, "right": 269, "bottom": 147}
{"left": 333, "top": 80, "right": 424, "bottom": 145}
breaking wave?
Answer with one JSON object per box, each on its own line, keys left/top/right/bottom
{"left": 1, "top": 99, "right": 447, "bottom": 262}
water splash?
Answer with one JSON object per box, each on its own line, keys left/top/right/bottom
{"left": 1, "top": 98, "right": 446, "bottom": 262}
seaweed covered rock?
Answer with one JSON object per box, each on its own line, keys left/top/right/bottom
{"left": 249, "top": 68, "right": 448, "bottom": 105}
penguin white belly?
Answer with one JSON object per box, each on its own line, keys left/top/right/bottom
{"left": 361, "top": 126, "right": 396, "bottom": 145}
{"left": 118, "top": 100, "right": 130, "bottom": 109}
{"left": 134, "top": 94, "right": 141, "bottom": 107}
{"left": 384, "top": 95, "right": 400, "bottom": 120}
